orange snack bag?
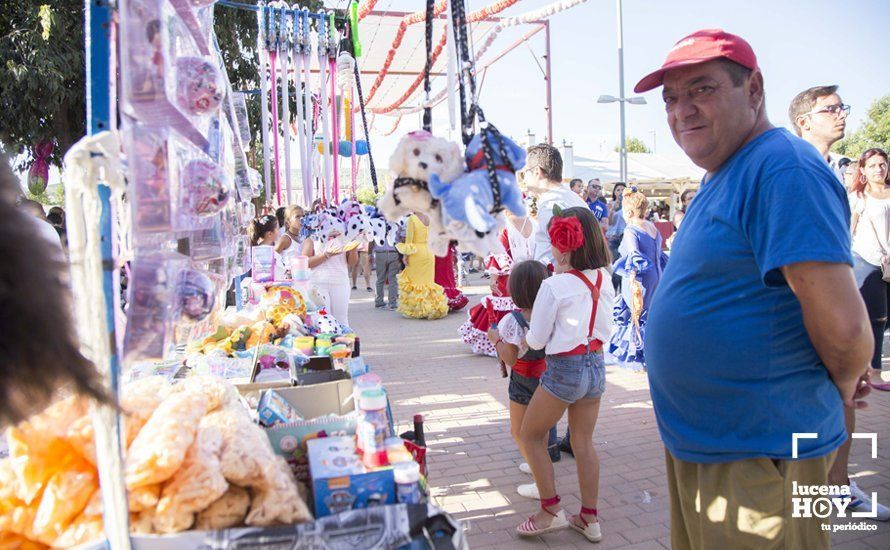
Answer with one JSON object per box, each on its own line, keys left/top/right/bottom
{"left": 156, "top": 423, "right": 228, "bottom": 516}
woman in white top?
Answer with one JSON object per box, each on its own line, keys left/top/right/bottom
{"left": 849, "top": 148, "right": 890, "bottom": 379}
{"left": 275, "top": 205, "right": 305, "bottom": 260}
{"left": 302, "top": 229, "right": 359, "bottom": 327}
{"left": 516, "top": 207, "right": 614, "bottom": 543}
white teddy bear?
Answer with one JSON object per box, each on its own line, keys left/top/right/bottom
{"left": 378, "top": 130, "right": 464, "bottom": 257}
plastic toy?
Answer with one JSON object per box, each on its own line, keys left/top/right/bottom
{"left": 175, "top": 56, "right": 225, "bottom": 116}
{"left": 178, "top": 268, "right": 216, "bottom": 321}
{"left": 181, "top": 158, "right": 230, "bottom": 216}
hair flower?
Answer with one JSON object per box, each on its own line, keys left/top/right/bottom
{"left": 549, "top": 216, "right": 584, "bottom": 254}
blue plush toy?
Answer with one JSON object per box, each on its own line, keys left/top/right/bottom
{"left": 428, "top": 126, "right": 527, "bottom": 236}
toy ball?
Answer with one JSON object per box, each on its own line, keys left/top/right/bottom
{"left": 182, "top": 159, "right": 230, "bottom": 216}
{"left": 178, "top": 269, "right": 216, "bottom": 321}
{"left": 338, "top": 141, "right": 353, "bottom": 157}
{"left": 355, "top": 140, "right": 369, "bottom": 156}
{"left": 175, "top": 57, "right": 225, "bottom": 116}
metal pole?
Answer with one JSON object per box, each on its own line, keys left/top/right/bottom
{"left": 544, "top": 21, "right": 553, "bottom": 145}
{"left": 85, "top": 0, "right": 130, "bottom": 546}
{"left": 617, "top": 0, "right": 626, "bottom": 182}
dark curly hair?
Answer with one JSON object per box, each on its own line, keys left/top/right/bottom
{"left": 0, "top": 157, "right": 108, "bottom": 425}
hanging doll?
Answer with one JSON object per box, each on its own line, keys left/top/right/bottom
{"left": 378, "top": 131, "right": 463, "bottom": 257}
{"left": 428, "top": 126, "right": 527, "bottom": 257}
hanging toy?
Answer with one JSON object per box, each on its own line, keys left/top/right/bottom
{"left": 181, "top": 158, "right": 230, "bottom": 216}
{"left": 28, "top": 142, "right": 53, "bottom": 194}
{"left": 257, "top": 1, "right": 274, "bottom": 202}
{"left": 429, "top": 124, "right": 527, "bottom": 233}
{"left": 178, "top": 269, "right": 216, "bottom": 322}
{"left": 174, "top": 57, "right": 224, "bottom": 116}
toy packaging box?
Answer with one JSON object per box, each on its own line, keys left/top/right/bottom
{"left": 307, "top": 437, "right": 396, "bottom": 518}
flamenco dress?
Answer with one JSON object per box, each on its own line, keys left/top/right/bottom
{"left": 395, "top": 215, "right": 449, "bottom": 320}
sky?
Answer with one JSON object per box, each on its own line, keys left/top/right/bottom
{"left": 335, "top": 0, "right": 890, "bottom": 165}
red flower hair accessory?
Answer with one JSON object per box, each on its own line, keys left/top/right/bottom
{"left": 549, "top": 216, "right": 584, "bottom": 254}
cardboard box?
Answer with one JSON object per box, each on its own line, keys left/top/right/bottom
{"left": 307, "top": 437, "right": 395, "bottom": 517}
{"left": 262, "top": 379, "right": 358, "bottom": 483}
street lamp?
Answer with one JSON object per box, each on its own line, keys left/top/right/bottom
{"left": 596, "top": 94, "right": 647, "bottom": 182}
{"left": 596, "top": 0, "right": 648, "bottom": 183}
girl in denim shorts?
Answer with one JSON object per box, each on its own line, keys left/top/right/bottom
{"left": 488, "top": 260, "right": 560, "bottom": 501}
{"left": 517, "top": 207, "right": 615, "bottom": 543}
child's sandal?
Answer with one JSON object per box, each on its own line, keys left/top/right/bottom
{"left": 570, "top": 506, "right": 603, "bottom": 543}
{"left": 516, "top": 495, "right": 569, "bottom": 537}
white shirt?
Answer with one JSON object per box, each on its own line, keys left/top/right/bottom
{"left": 534, "top": 184, "right": 589, "bottom": 265}
{"left": 850, "top": 192, "right": 890, "bottom": 267}
{"left": 497, "top": 311, "right": 529, "bottom": 358}
{"left": 526, "top": 267, "right": 615, "bottom": 355}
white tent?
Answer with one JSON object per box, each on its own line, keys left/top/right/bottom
{"left": 568, "top": 151, "right": 705, "bottom": 184}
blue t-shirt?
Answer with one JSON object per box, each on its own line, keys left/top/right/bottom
{"left": 646, "top": 128, "right": 852, "bottom": 464}
{"left": 588, "top": 199, "right": 608, "bottom": 222}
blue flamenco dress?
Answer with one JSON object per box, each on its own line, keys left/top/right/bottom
{"left": 608, "top": 224, "right": 668, "bottom": 371}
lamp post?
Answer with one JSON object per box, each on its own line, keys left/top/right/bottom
{"left": 597, "top": 0, "right": 647, "bottom": 183}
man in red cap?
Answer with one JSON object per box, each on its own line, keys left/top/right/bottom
{"left": 641, "top": 29, "right": 874, "bottom": 548}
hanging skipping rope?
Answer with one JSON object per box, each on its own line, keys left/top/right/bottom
{"left": 267, "top": 5, "right": 283, "bottom": 205}
{"left": 422, "top": 0, "right": 435, "bottom": 132}
{"left": 277, "top": 2, "right": 293, "bottom": 205}
{"left": 318, "top": 11, "right": 332, "bottom": 204}
{"left": 292, "top": 8, "right": 311, "bottom": 207}
{"left": 450, "top": 0, "right": 512, "bottom": 215}
{"left": 257, "top": 2, "right": 273, "bottom": 203}
{"left": 328, "top": 14, "right": 341, "bottom": 204}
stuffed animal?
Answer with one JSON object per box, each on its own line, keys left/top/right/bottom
{"left": 378, "top": 131, "right": 463, "bottom": 222}
{"left": 429, "top": 127, "right": 526, "bottom": 240}
{"left": 345, "top": 214, "right": 372, "bottom": 243}
{"left": 337, "top": 199, "right": 363, "bottom": 223}
{"left": 305, "top": 309, "right": 343, "bottom": 336}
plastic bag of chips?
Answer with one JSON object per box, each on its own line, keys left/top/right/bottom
{"left": 245, "top": 456, "right": 312, "bottom": 526}
{"left": 125, "top": 391, "right": 209, "bottom": 488}
{"left": 156, "top": 423, "right": 228, "bottom": 516}
{"left": 50, "top": 512, "right": 103, "bottom": 549}
{"left": 194, "top": 486, "right": 250, "bottom": 531}
{"left": 166, "top": 375, "right": 238, "bottom": 413}
{"left": 199, "top": 405, "right": 276, "bottom": 489}
{"left": 32, "top": 468, "right": 96, "bottom": 541}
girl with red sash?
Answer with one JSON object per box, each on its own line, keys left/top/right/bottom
{"left": 516, "top": 208, "right": 614, "bottom": 543}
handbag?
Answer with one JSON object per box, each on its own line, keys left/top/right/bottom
{"left": 853, "top": 196, "right": 890, "bottom": 283}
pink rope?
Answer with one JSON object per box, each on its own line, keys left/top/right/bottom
{"left": 330, "top": 56, "right": 340, "bottom": 204}
{"left": 350, "top": 88, "right": 357, "bottom": 196}
{"left": 268, "top": 50, "right": 283, "bottom": 205}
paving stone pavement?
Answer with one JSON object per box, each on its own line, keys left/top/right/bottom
{"left": 350, "top": 275, "right": 890, "bottom": 549}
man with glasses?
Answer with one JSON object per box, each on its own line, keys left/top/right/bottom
{"left": 789, "top": 85, "right": 851, "bottom": 180}
{"left": 524, "top": 144, "right": 589, "bottom": 266}
{"left": 791, "top": 86, "right": 890, "bottom": 521}
{"left": 585, "top": 178, "right": 609, "bottom": 229}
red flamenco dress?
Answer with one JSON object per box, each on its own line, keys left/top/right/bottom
{"left": 434, "top": 242, "right": 469, "bottom": 312}
{"left": 458, "top": 230, "right": 515, "bottom": 357}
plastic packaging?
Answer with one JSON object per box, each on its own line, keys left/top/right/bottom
{"left": 177, "top": 268, "right": 216, "bottom": 321}
{"left": 180, "top": 158, "right": 230, "bottom": 217}
{"left": 385, "top": 437, "right": 414, "bottom": 464}
{"left": 357, "top": 389, "right": 389, "bottom": 469}
{"left": 120, "top": 0, "right": 215, "bottom": 148}
{"left": 251, "top": 246, "right": 276, "bottom": 283}
{"left": 123, "top": 253, "right": 189, "bottom": 364}
{"left": 393, "top": 461, "right": 423, "bottom": 504}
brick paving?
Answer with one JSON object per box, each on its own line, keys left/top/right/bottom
{"left": 350, "top": 274, "right": 890, "bottom": 549}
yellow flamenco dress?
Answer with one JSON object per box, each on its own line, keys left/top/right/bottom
{"left": 395, "top": 215, "right": 449, "bottom": 320}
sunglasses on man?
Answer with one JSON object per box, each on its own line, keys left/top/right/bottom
{"left": 803, "top": 103, "right": 851, "bottom": 118}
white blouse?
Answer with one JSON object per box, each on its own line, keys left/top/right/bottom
{"left": 526, "top": 267, "right": 615, "bottom": 355}
{"left": 850, "top": 192, "right": 890, "bottom": 267}
{"left": 497, "top": 312, "right": 529, "bottom": 358}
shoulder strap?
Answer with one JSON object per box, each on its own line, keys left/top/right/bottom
{"left": 568, "top": 269, "right": 603, "bottom": 339}
{"left": 511, "top": 310, "right": 530, "bottom": 330}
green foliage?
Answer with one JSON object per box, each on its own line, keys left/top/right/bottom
{"left": 615, "top": 137, "right": 651, "bottom": 154}
{"left": 835, "top": 95, "right": 890, "bottom": 159}
{"left": 214, "top": 0, "right": 322, "bottom": 145}
{"left": 28, "top": 185, "right": 65, "bottom": 207}
{"left": 355, "top": 185, "right": 384, "bottom": 206}
{"left": 0, "top": 1, "right": 85, "bottom": 169}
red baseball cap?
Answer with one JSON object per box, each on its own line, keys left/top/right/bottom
{"left": 634, "top": 29, "right": 758, "bottom": 93}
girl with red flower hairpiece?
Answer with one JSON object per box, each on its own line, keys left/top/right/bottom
{"left": 515, "top": 207, "right": 614, "bottom": 543}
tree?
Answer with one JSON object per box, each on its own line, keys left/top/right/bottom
{"left": 0, "top": 2, "right": 85, "bottom": 170}
{"left": 835, "top": 94, "right": 890, "bottom": 158}
{"left": 615, "top": 137, "right": 651, "bottom": 154}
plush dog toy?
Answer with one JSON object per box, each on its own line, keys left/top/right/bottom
{"left": 429, "top": 127, "right": 527, "bottom": 250}
{"left": 378, "top": 131, "right": 462, "bottom": 257}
